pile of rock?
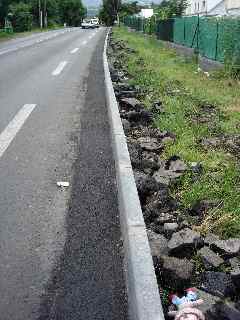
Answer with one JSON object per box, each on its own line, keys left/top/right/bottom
{"left": 107, "top": 36, "right": 240, "bottom": 319}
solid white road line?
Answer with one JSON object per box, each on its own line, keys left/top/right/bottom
{"left": 0, "top": 104, "right": 37, "bottom": 159}
{"left": 52, "top": 61, "right": 68, "bottom": 76}
{"left": 71, "top": 48, "right": 79, "bottom": 54}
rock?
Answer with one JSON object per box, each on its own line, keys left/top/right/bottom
{"left": 198, "top": 246, "right": 224, "bottom": 269}
{"left": 206, "top": 302, "right": 240, "bottom": 320}
{"left": 121, "top": 119, "right": 131, "bottom": 132}
{"left": 201, "top": 137, "right": 222, "bottom": 148}
{"left": 163, "top": 223, "right": 179, "bottom": 238}
{"left": 148, "top": 223, "right": 164, "bottom": 234}
{"left": 166, "top": 156, "right": 187, "bottom": 173}
{"left": 128, "top": 142, "right": 143, "bottom": 168}
{"left": 201, "top": 271, "right": 236, "bottom": 298}
{"left": 115, "top": 90, "right": 137, "bottom": 99}
{"left": 138, "top": 137, "right": 163, "bottom": 153}
{"left": 211, "top": 238, "right": 240, "bottom": 258}
{"left": 190, "top": 162, "right": 203, "bottom": 175}
{"left": 197, "top": 289, "right": 221, "bottom": 317}
{"left": 190, "top": 200, "right": 218, "bottom": 217}
{"left": 153, "top": 157, "right": 187, "bottom": 185}
{"left": 230, "top": 267, "right": 240, "bottom": 290}
{"left": 126, "top": 110, "right": 153, "bottom": 126}
{"left": 156, "top": 213, "right": 176, "bottom": 224}
{"left": 147, "top": 230, "right": 168, "bottom": 257}
{"left": 151, "top": 100, "right": 164, "bottom": 113}
{"left": 119, "top": 97, "right": 143, "bottom": 111}
{"left": 134, "top": 171, "right": 159, "bottom": 204}
{"left": 153, "top": 168, "right": 171, "bottom": 185}
{"left": 160, "top": 255, "right": 194, "bottom": 289}
{"left": 204, "top": 233, "right": 220, "bottom": 246}
{"left": 113, "top": 83, "right": 135, "bottom": 92}
{"left": 229, "top": 257, "right": 240, "bottom": 269}
{"left": 139, "top": 110, "right": 154, "bottom": 126}
{"left": 167, "top": 228, "right": 203, "bottom": 258}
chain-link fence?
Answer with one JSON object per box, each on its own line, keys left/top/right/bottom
{"left": 123, "top": 15, "right": 240, "bottom": 68}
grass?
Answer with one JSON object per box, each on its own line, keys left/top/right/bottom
{"left": 0, "top": 26, "right": 62, "bottom": 43}
{"left": 113, "top": 26, "right": 240, "bottom": 238}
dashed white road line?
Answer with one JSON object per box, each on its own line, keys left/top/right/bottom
{"left": 71, "top": 47, "right": 79, "bottom": 54}
{"left": 52, "top": 61, "right": 68, "bottom": 76}
{"left": 0, "top": 104, "right": 37, "bottom": 159}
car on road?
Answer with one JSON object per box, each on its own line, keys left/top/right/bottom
{"left": 82, "top": 19, "right": 99, "bottom": 29}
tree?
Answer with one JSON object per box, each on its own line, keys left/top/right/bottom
{"left": 119, "top": 1, "right": 140, "bottom": 18}
{"left": 99, "top": 0, "right": 121, "bottom": 26}
{"left": 9, "top": 2, "right": 33, "bottom": 32}
{"left": 58, "top": 0, "right": 86, "bottom": 26}
{"left": 154, "top": 0, "right": 188, "bottom": 19}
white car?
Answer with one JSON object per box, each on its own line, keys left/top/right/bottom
{"left": 82, "top": 19, "right": 99, "bottom": 29}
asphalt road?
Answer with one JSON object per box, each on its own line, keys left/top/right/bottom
{"left": 0, "top": 28, "right": 128, "bottom": 319}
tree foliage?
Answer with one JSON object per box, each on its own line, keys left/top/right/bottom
{"left": 0, "top": 0, "right": 86, "bottom": 29}
{"left": 99, "top": 0, "right": 122, "bottom": 26}
{"left": 9, "top": 2, "right": 33, "bottom": 32}
{"left": 153, "top": 0, "right": 188, "bottom": 19}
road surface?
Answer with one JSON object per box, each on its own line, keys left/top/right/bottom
{"left": 0, "top": 28, "right": 128, "bottom": 320}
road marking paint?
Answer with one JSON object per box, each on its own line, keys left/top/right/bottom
{"left": 82, "top": 40, "right": 87, "bottom": 45}
{"left": 52, "top": 61, "right": 68, "bottom": 76}
{"left": 0, "top": 104, "right": 37, "bottom": 158}
{"left": 71, "top": 47, "right": 79, "bottom": 54}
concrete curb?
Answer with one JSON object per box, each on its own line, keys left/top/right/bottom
{"left": 103, "top": 29, "right": 165, "bottom": 320}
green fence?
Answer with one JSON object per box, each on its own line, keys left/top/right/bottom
{"left": 123, "top": 15, "right": 240, "bottom": 66}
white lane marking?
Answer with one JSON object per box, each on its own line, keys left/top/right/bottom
{"left": 52, "top": 61, "right": 68, "bottom": 76}
{"left": 82, "top": 40, "right": 87, "bottom": 45}
{"left": 0, "top": 104, "right": 37, "bottom": 158}
{"left": 71, "top": 47, "right": 79, "bottom": 54}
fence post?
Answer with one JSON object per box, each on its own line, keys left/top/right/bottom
{"left": 215, "top": 20, "right": 219, "bottom": 61}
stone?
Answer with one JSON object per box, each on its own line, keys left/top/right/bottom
{"left": 147, "top": 230, "right": 168, "bottom": 257}
{"left": 197, "top": 289, "right": 221, "bottom": 317}
{"left": 134, "top": 171, "right": 159, "bottom": 204}
{"left": 198, "top": 246, "right": 224, "bottom": 269}
{"left": 151, "top": 100, "right": 164, "bottom": 113}
{"left": 153, "top": 168, "right": 171, "bottom": 185}
{"left": 201, "top": 137, "right": 222, "bottom": 148}
{"left": 167, "top": 228, "right": 203, "bottom": 258}
{"left": 190, "top": 200, "right": 218, "bottom": 217}
{"left": 201, "top": 271, "right": 236, "bottom": 298}
{"left": 211, "top": 238, "right": 240, "bottom": 258}
{"left": 166, "top": 158, "right": 187, "bottom": 173}
{"left": 229, "top": 257, "right": 240, "bottom": 269}
{"left": 121, "top": 119, "right": 131, "bottom": 132}
{"left": 115, "top": 90, "right": 137, "bottom": 99}
{"left": 156, "top": 213, "right": 176, "bottom": 224}
{"left": 138, "top": 137, "right": 163, "bottom": 153}
{"left": 128, "top": 142, "right": 143, "bottom": 168}
{"left": 119, "top": 97, "right": 143, "bottom": 110}
{"left": 206, "top": 302, "right": 240, "bottom": 320}
{"left": 204, "top": 233, "right": 220, "bottom": 246}
{"left": 160, "top": 255, "right": 194, "bottom": 289}
{"left": 163, "top": 223, "right": 179, "bottom": 238}
{"left": 190, "top": 162, "right": 203, "bottom": 175}
{"left": 230, "top": 267, "right": 240, "bottom": 289}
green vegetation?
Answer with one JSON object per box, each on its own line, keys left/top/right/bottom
{"left": 113, "top": 26, "right": 240, "bottom": 238}
{"left": 0, "top": 0, "right": 86, "bottom": 33}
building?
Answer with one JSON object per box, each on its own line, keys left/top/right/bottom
{"left": 140, "top": 8, "right": 154, "bottom": 18}
{"left": 185, "top": 0, "right": 240, "bottom": 16}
